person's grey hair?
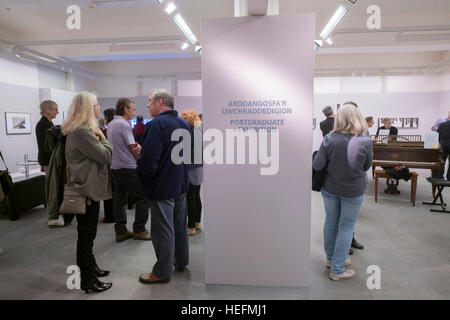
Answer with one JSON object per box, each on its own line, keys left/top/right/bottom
{"left": 39, "top": 100, "right": 57, "bottom": 116}
{"left": 151, "top": 89, "right": 174, "bottom": 109}
{"left": 322, "top": 106, "right": 333, "bottom": 117}
{"left": 333, "top": 104, "right": 368, "bottom": 135}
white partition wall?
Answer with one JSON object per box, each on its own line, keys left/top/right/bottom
{"left": 202, "top": 13, "right": 315, "bottom": 287}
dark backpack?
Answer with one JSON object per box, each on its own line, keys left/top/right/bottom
{"left": 385, "top": 166, "right": 412, "bottom": 181}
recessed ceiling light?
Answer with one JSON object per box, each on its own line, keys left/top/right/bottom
{"left": 181, "top": 42, "right": 189, "bottom": 50}
{"left": 165, "top": 2, "right": 176, "bottom": 15}
{"left": 325, "top": 37, "right": 333, "bottom": 45}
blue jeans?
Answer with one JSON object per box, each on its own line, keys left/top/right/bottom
{"left": 321, "top": 190, "right": 364, "bottom": 274}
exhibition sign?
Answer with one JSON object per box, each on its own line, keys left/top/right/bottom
{"left": 202, "top": 13, "right": 315, "bottom": 287}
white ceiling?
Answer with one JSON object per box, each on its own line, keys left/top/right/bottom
{"left": 0, "top": 0, "right": 449, "bottom": 78}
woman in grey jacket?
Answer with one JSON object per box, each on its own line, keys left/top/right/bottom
{"left": 62, "top": 92, "right": 113, "bottom": 293}
{"left": 313, "top": 105, "right": 373, "bottom": 281}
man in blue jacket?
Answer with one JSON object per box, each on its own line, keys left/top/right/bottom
{"left": 136, "top": 89, "right": 192, "bottom": 284}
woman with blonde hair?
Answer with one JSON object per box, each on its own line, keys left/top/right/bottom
{"left": 313, "top": 104, "right": 373, "bottom": 281}
{"left": 180, "top": 109, "right": 203, "bottom": 236}
{"left": 62, "top": 91, "right": 113, "bottom": 293}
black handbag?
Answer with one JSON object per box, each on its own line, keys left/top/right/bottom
{"left": 0, "top": 151, "right": 13, "bottom": 195}
{"left": 312, "top": 150, "right": 327, "bottom": 192}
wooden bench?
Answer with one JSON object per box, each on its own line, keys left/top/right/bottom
{"left": 374, "top": 169, "right": 418, "bottom": 206}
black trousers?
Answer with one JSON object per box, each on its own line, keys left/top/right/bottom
{"left": 186, "top": 184, "right": 202, "bottom": 228}
{"left": 76, "top": 201, "right": 100, "bottom": 278}
{"left": 111, "top": 168, "right": 149, "bottom": 234}
{"left": 103, "top": 198, "right": 114, "bottom": 222}
{"left": 441, "top": 142, "right": 450, "bottom": 180}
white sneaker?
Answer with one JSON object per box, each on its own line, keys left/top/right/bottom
{"left": 48, "top": 217, "right": 65, "bottom": 228}
{"left": 329, "top": 269, "right": 356, "bottom": 281}
{"left": 326, "top": 258, "right": 351, "bottom": 268}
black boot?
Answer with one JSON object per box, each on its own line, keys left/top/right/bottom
{"left": 351, "top": 237, "right": 364, "bottom": 250}
{"left": 349, "top": 248, "right": 354, "bottom": 255}
{"left": 93, "top": 256, "right": 110, "bottom": 278}
{"left": 80, "top": 274, "right": 112, "bottom": 294}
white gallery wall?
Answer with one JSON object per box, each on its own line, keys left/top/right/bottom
{"left": 0, "top": 82, "right": 40, "bottom": 172}
{"left": 94, "top": 79, "right": 173, "bottom": 98}
{"left": 168, "top": 77, "right": 450, "bottom": 151}
{"left": 0, "top": 51, "right": 449, "bottom": 171}
{"left": 0, "top": 55, "right": 96, "bottom": 171}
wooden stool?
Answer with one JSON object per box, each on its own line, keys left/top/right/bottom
{"left": 374, "top": 169, "right": 418, "bottom": 206}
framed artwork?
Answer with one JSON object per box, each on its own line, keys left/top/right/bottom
{"left": 400, "top": 117, "right": 419, "bottom": 129}
{"left": 5, "top": 112, "right": 32, "bottom": 135}
{"left": 313, "top": 118, "right": 316, "bottom": 129}
{"left": 378, "top": 117, "right": 419, "bottom": 129}
{"left": 378, "top": 117, "right": 400, "bottom": 128}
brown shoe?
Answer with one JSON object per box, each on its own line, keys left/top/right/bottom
{"left": 139, "top": 273, "right": 170, "bottom": 284}
{"left": 133, "top": 231, "right": 151, "bottom": 241}
{"left": 115, "top": 231, "right": 133, "bottom": 242}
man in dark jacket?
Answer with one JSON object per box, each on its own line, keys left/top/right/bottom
{"left": 36, "top": 100, "right": 63, "bottom": 228}
{"left": 136, "top": 90, "right": 192, "bottom": 284}
{"left": 437, "top": 119, "right": 450, "bottom": 180}
{"left": 320, "top": 106, "right": 334, "bottom": 137}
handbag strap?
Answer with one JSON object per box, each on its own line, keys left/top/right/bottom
{"left": 66, "top": 165, "right": 70, "bottom": 185}
{"left": 0, "top": 151, "right": 9, "bottom": 171}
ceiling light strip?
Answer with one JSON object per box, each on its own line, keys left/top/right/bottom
{"left": 320, "top": 3, "right": 349, "bottom": 40}
{"left": 172, "top": 13, "right": 198, "bottom": 45}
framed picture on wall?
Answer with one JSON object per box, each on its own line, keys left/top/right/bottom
{"left": 5, "top": 112, "right": 32, "bottom": 135}
{"left": 400, "top": 117, "right": 419, "bottom": 129}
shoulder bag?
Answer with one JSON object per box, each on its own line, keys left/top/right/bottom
{"left": 59, "top": 166, "right": 87, "bottom": 214}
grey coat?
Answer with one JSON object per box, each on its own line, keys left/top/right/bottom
{"left": 65, "top": 125, "right": 113, "bottom": 201}
{"left": 313, "top": 131, "right": 373, "bottom": 197}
